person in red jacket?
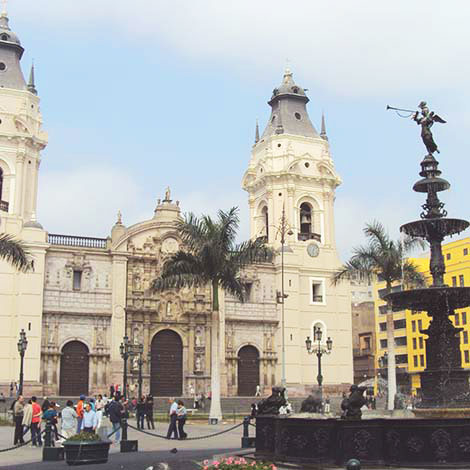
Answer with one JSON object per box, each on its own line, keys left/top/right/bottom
{"left": 76, "top": 395, "right": 85, "bottom": 434}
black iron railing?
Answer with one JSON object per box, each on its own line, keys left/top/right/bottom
{"left": 298, "top": 232, "right": 321, "bottom": 242}
{"left": 48, "top": 233, "right": 107, "bottom": 248}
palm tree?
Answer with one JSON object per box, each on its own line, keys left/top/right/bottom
{"left": 333, "top": 221, "right": 426, "bottom": 410}
{"left": 152, "top": 207, "right": 271, "bottom": 422}
{"left": 0, "top": 234, "right": 31, "bottom": 271}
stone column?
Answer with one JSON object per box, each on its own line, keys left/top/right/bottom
{"left": 188, "top": 321, "right": 195, "bottom": 373}
{"left": 14, "top": 153, "right": 25, "bottom": 216}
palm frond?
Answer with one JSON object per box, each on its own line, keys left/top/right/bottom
{"left": 402, "top": 234, "right": 427, "bottom": 253}
{"left": 217, "top": 207, "right": 239, "bottom": 250}
{"left": 332, "top": 255, "right": 376, "bottom": 285}
{"left": 0, "top": 234, "right": 31, "bottom": 272}
{"left": 402, "top": 261, "right": 427, "bottom": 289}
{"left": 364, "top": 221, "right": 391, "bottom": 254}
{"left": 177, "top": 213, "right": 208, "bottom": 252}
{"left": 219, "top": 268, "right": 245, "bottom": 302}
{"left": 231, "top": 238, "right": 273, "bottom": 267}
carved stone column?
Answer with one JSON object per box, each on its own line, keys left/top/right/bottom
{"left": 188, "top": 321, "right": 195, "bottom": 373}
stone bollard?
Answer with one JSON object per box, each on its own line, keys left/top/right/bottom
{"left": 346, "top": 458, "right": 361, "bottom": 470}
{"left": 120, "top": 416, "right": 138, "bottom": 453}
{"left": 42, "top": 418, "right": 64, "bottom": 461}
{"left": 241, "top": 416, "right": 255, "bottom": 448}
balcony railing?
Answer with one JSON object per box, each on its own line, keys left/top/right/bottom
{"left": 298, "top": 232, "right": 321, "bottom": 242}
{"left": 312, "top": 295, "right": 323, "bottom": 303}
{"left": 353, "top": 347, "right": 372, "bottom": 357}
{"left": 48, "top": 233, "right": 107, "bottom": 249}
{"left": 0, "top": 200, "right": 9, "bottom": 212}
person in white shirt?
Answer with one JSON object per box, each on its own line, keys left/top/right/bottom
{"left": 81, "top": 403, "right": 98, "bottom": 433}
{"left": 166, "top": 399, "right": 179, "bottom": 439}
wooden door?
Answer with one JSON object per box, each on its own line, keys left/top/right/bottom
{"left": 59, "top": 341, "right": 89, "bottom": 396}
{"left": 238, "top": 345, "right": 259, "bottom": 396}
{"left": 150, "top": 330, "right": 183, "bottom": 396}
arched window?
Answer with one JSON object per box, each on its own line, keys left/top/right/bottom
{"left": 0, "top": 168, "right": 3, "bottom": 200}
{"left": 262, "top": 206, "right": 269, "bottom": 240}
{"left": 300, "top": 202, "right": 312, "bottom": 234}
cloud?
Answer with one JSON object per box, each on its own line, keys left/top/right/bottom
{"left": 15, "top": 0, "right": 470, "bottom": 97}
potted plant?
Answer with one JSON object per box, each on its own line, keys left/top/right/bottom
{"left": 63, "top": 431, "right": 111, "bottom": 466}
{"left": 200, "top": 456, "right": 277, "bottom": 470}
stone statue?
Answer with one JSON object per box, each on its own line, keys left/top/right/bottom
{"left": 132, "top": 355, "right": 139, "bottom": 370}
{"left": 257, "top": 386, "right": 287, "bottom": 415}
{"left": 96, "top": 329, "right": 104, "bottom": 346}
{"left": 48, "top": 326, "right": 55, "bottom": 345}
{"left": 166, "top": 301, "right": 172, "bottom": 317}
{"left": 412, "top": 101, "right": 446, "bottom": 155}
{"left": 300, "top": 390, "right": 323, "bottom": 413}
{"left": 117, "top": 210, "right": 122, "bottom": 225}
{"left": 341, "top": 385, "right": 367, "bottom": 420}
{"left": 195, "top": 327, "right": 204, "bottom": 347}
{"left": 195, "top": 355, "right": 202, "bottom": 372}
{"left": 165, "top": 186, "right": 171, "bottom": 201}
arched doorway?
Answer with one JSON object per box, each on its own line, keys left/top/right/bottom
{"left": 59, "top": 341, "right": 89, "bottom": 396}
{"left": 238, "top": 345, "right": 259, "bottom": 396}
{"left": 150, "top": 330, "right": 183, "bottom": 396}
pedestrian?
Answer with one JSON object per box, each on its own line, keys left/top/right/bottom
{"left": 42, "top": 401, "right": 59, "bottom": 445}
{"left": 41, "top": 396, "right": 50, "bottom": 413}
{"left": 136, "top": 396, "right": 145, "bottom": 429}
{"left": 22, "top": 399, "right": 33, "bottom": 436}
{"left": 81, "top": 402, "right": 98, "bottom": 433}
{"left": 250, "top": 403, "right": 257, "bottom": 419}
{"left": 15, "top": 382, "right": 19, "bottom": 397}
{"left": 60, "top": 400, "right": 77, "bottom": 440}
{"left": 166, "top": 398, "right": 179, "bottom": 440}
{"left": 76, "top": 394, "right": 85, "bottom": 433}
{"left": 255, "top": 385, "right": 261, "bottom": 397}
{"left": 145, "top": 395, "right": 155, "bottom": 430}
{"left": 177, "top": 400, "right": 187, "bottom": 440}
{"left": 110, "top": 384, "right": 115, "bottom": 398}
{"left": 31, "top": 396, "right": 43, "bottom": 447}
{"left": 193, "top": 394, "right": 199, "bottom": 410}
{"left": 9, "top": 381, "right": 14, "bottom": 397}
{"left": 107, "top": 396, "right": 124, "bottom": 443}
{"left": 324, "top": 396, "right": 331, "bottom": 414}
{"left": 199, "top": 393, "right": 205, "bottom": 410}
{"left": 13, "top": 395, "right": 25, "bottom": 446}
{"left": 96, "top": 394, "right": 104, "bottom": 411}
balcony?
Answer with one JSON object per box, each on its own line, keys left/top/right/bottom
{"left": 48, "top": 233, "right": 107, "bottom": 249}
{"left": 298, "top": 232, "right": 321, "bottom": 242}
{"left": 353, "top": 347, "right": 373, "bottom": 357}
{"left": 312, "top": 295, "right": 323, "bottom": 303}
{"left": 0, "top": 200, "right": 9, "bottom": 212}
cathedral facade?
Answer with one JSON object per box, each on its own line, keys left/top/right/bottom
{"left": 0, "top": 13, "right": 352, "bottom": 398}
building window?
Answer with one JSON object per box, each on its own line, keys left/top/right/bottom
{"left": 455, "top": 313, "right": 460, "bottom": 326}
{"left": 379, "top": 305, "right": 388, "bottom": 315}
{"left": 464, "top": 331, "right": 468, "bottom": 345}
{"left": 463, "top": 312, "right": 467, "bottom": 325}
{"left": 446, "top": 253, "right": 451, "bottom": 260}
{"left": 413, "top": 356, "right": 418, "bottom": 367}
{"left": 300, "top": 202, "right": 312, "bottom": 235}
{"left": 413, "top": 338, "right": 417, "bottom": 349}
{"left": 464, "top": 248, "right": 468, "bottom": 256}
{"left": 380, "top": 339, "right": 387, "bottom": 348}
{"left": 243, "top": 282, "right": 253, "bottom": 302}
{"left": 418, "top": 319, "right": 423, "bottom": 331}
{"left": 73, "top": 270, "right": 82, "bottom": 291}
{"left": 412, "top": 320, "right": 416, "bottom": 333}
{"left": 419, "top": 337, "right": 424, "bottom": 348}
{"left": 420, "top": 354, "right": 425, "bottom": 367}
{"left": 460, "top": 275, "right": 465, "bottom": 287}
{"left": 465, "top": 350, "right": 470, "bottom": 363}
{"left": 261, "top": 206, "right": 269, "bottom": 239}
{"left": 452, "top": 276, "right": 457, "bottom": 287}
{"left": 396, "top": 354, "right": 408, "bottom": 364}
{"left": 310, "top": 278, "right": 325, "bottom": 304}
{"left": 394, "top": 319, "right": 406, "bottom": 330}
{"left": 395, "top": 336, "right": 407, "bottom": 346}
{"left": 379, "top": 322, "right": 387, "bottom": 332}
{"left": 362, "top": 336, "right": 371, "bottom": 351}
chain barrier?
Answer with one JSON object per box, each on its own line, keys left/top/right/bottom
{"left": 127, "top": 421, "right": 243, "bottom": 441}
{"left": 0, "top": 426, "right": 40, "bottom": 453}
{"left": 107, "top": 426, "right": 120, "bottom": 439}
{"left": 249, "top": 422, "right": 256, "bottom": 428}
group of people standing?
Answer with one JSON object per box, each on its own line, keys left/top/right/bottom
{"left": 134, "top": 395, "right": 155, "bottom": 430}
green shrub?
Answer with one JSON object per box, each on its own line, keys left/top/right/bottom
{"left": 65, "top": 431, "right": 102, "bottom": 442}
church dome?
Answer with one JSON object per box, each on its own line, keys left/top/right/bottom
{"left": 270, "top": 67, "right": 308, "bottom": 102}
{"left": 0, "top": 14, "right": 22, "bottom": 47}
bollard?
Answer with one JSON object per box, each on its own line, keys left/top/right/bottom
{"left": 42, "top": 418, "right": 64, "bottom": 461}
{"left": 241, "top": 416, "right": 255, "bottom": 448}
{"left": 346, "top": 459, "right": 361, "bottom": 470}
{"left": 120, "top": 416, "right": 138, "bottom": 453}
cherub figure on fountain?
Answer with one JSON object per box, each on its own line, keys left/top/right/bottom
{"left": 341, "top": 385, "right": 367, "bottom": 420}
{"left": 257, "top": 386, "right": 287, "bottom": 415}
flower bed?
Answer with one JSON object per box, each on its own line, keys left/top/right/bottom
{"left": 63, "top": 432, "right": 110, "bottom": 466}
{"left": 201, "top": 456, "right": 276, "bottom": 469}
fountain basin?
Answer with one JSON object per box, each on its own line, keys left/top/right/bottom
{"left": 256, "top": 415, "right": 470, "bottom": 468}
{"left": 385, "top": 287, "right": 470, "bottom": 311}
{"left": 401, "top": 218, "right": 469, "bottom": 239}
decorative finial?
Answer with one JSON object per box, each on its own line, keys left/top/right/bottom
{"left": 27, "top": 61, "right": 37, "bottom": 95}
{"left": 320, "top": 112, "right": 328, "bottom": 141}
{"left": 117, "top": 210, "right": 122, "bottom": 225}
{"left": 164, "top": 186, "right": 171, "bottom": 202}
{"left": 1, "top": 0, "right": 7, "bottom": 16}
{"left": 284, "top": 58, "right": 291, "bottom": 76}
{"left": 255, "top": 119, "right": 260, "bottom": 143}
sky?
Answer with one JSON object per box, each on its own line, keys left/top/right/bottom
{"left": 8, "top": 0, "right": 470, "bottom": 260}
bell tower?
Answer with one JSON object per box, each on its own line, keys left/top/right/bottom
{"left": 0, "top": 9, "right": 48, "bottom": 394}
{"left": 242, "top": 69, "right": 353, "bottom": 392}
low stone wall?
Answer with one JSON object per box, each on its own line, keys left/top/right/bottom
{"left": 256, "top": 415, "right": 470, "bottom": 467}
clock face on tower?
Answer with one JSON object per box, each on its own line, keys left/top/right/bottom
{"left": 307, "top": 243, "right": 319, "bottom": 258}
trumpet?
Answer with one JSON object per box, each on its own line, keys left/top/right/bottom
{"left": 386, "top": 105, "right": 416, "bottom": 113}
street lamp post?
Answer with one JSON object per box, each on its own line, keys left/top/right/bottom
{"left": 136, "top": 344, "right": 144, "bottom": 399}
{"left": 305, "top": 327, "right": 333, "bottom": 403}
{"left": 119, "top": 335, "right": 131, "bottom": 400}
{"left": 17, "top": 329, "right": 28, "bottom": 396}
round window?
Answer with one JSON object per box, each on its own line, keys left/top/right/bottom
{"left": 0, "top": 62, "right": 6, "bottom": 71}
{"left": 277, "top": 143, "right": 281, "bottom": 148}
{"left": 295, "top": 112, "right": 301, "bottom": 120}
{"left": 305, "top": 162, "right": 310, "bottom": 168}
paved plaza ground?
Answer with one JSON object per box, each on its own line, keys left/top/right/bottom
{"left": 0, "top": 421, "right": 249, "bottom": 469}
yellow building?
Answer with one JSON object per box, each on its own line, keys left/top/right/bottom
{"left": 374, "top": 237, "right": 470, "bottom": 395}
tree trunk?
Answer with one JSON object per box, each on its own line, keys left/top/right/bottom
{"left": 208, "top": 279, "right": 223, "bottom": 423}
{"left": 386, "top": 282, "right": 397, "bottom": 411}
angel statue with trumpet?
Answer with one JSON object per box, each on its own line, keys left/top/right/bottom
{"left": 387, "top": 101, "right": 446, "bottom": 156}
